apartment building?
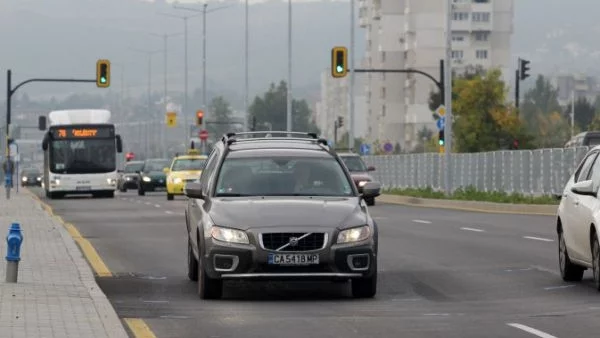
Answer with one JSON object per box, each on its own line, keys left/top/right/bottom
{"left": 554, "top": 74, "right": 600, "bottom": 106}
{"left": 359, "top": 0, "right": 513, "bottom": 152}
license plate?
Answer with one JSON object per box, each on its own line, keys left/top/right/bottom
{"left": 268, "top": 254, "right": 319, "bottom": 265}
{"left": 76, "top": 186, "right": 91, "bottom": 191}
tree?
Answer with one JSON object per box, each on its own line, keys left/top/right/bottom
{"left": 452, "top": 68, "right": 530, "bottom": 152}
{"left": 248, "top": 81, "right": 319, "bottom": 133}
{"left": 206, "top": 96, "right": 234, "bottom": 139}
{"left": 520, "top": 75, "right": 562, "bottom": 132}
{"left": 567, "top": 96, "right": 595, "bottom": 131}
{"left": 535, "top": 111, "right": 571, "bottom": 148}
{"left": 428, "top": 65, "right": 487, "bottom": 114}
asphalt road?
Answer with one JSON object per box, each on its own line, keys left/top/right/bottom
{"left": 32, "top": 188, "right": 600, "bottom": 338}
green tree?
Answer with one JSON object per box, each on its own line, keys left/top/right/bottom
{"left": 452, "top": 68, "right": 531, "bottom": 152}
{"left": 248, "top": 81, "right": 319, "bottom": 133}
{"left": 520, "top": 75, "right": 562, "bottom": 132}
{"left": 566, "top": 97, "right": 595, "bottom": 131}
{"left": 206, "top": 96, "right": 234, "bottom": 139}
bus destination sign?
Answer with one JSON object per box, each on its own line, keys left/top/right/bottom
{"left": 51, "top": 126, "right": 114, "bottom": 139}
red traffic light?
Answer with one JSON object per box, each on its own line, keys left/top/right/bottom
{"left": 125, "top": 152, "right": 135, "bottom": 161}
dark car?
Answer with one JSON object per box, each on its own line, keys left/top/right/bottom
{"left": 338, "top": 152, "right": 377, "bottom": 206}
{"left": 117, "top": 161, "right": 144, "bottom": 192}
{"left": 20, "top": 168, "right": 42, "bottom": 187}
{"left": 184, "top": 131, "right": 381, "bottom": 299}
{"left": 137, "top": 158, "right": 171, "bottom": 196}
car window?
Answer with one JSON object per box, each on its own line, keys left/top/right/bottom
{"left": 214, "top": 156, "right": 353, "bottom": 197}
{"left": 341, "top": 156, "right": 367, "bottom": 172}
{"left": 124, "top": 163, "right": 143, "bottom": 173}
{"left": 575, "top": 152, "right": 598, "bottom": 182}
{"left": 145, "top": 160, "right": 170, "bottom": 172}
{"left": 172, "top": 158, "right": 207, "bottom": 171}
{"left": 201, "top": 150, "right": 220, "bottom": 193}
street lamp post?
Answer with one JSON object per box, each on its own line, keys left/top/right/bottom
{"left": 286, "top": 0, "right": 292, "bottom": 132}
{"left": 245, "top": 0, "right": 249, "bottom": 131}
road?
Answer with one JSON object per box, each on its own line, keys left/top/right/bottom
{"left": 31, "top": 187, "right": 600, "bottom": 338}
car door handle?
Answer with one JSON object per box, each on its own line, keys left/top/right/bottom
{"left": 573, "top": 199, "right": 580, "bottom": 206}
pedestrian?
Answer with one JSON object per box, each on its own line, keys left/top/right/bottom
{"left": 2, "top": 157, "right": 15, "bottom": 187}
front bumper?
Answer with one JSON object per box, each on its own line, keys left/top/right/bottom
{"left": 201, "top": 232, "right": 376, "bottom": 280}
{"left": 140, "top": 179, "right": 166, "bottom": 190}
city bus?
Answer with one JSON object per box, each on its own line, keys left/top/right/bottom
{"left": 40, "top": 109, "right": 123, "bottom": 199}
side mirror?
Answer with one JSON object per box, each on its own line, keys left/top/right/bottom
{"left": 115, "top": 135, "right": 123, "bottom": 153}
{"left": 163, "top": 168, "right": 170, "bottom": 173}
{"left": 571, "top": 180, "right": 596, "bottom": 197}
{"left": 135, "top": 170, "right": 141, "bottom": 174}
{"left": 38, "top": 116, "right": 47, "bottom": 131}
{"left": 184, "top": 182, "right": 204, "bottom": 199}
{"left": 367, "top": 166, "right": 376, "bottom": 171}
{"left": 362, "top": 182, "right": 381, "bottom": 198}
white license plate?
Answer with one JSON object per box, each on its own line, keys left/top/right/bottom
{"left": 268, "top": 254, "right": 319, "bottom": 265}
{"left": 76, "top": 186, "right": 91, "bottom": 191}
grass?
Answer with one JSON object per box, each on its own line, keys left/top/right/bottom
{"left": 384, "top": 186, "right": 560, "bottom": 205}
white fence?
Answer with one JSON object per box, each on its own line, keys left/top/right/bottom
{"left": 362, "top": 147, "right": 591, "bottom": 196}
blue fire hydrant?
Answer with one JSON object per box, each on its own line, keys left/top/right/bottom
{"left": 5, "top": 223, "right": 23, "bottom": 283}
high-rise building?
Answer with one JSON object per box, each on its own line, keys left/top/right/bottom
{"left": 359, "top": 0, "right": 514, "bottom": 152}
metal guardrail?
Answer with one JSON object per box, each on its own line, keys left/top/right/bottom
{"left": 362, "top": 146, "right": 591, "bottom": 196}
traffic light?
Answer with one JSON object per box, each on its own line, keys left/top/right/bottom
{"left": 96, "top": 59, "right": 110, "bottom": 88}
{"left": 337, "top": 116, "right": 344, "bottom": 128}
{"left": 438, "top": 129, "right": 445, "bottom": 146}
{"left": 331, "top": 46, "right": 348, "bottom": 78}
{"left": 196, "top": 110, "right": 204, "bottom": 126}
{"left": 511, "top": 139, "right": 519, "bottom": 150}
{"left": 519, "top": 58, "right": 530, "bottom": 81}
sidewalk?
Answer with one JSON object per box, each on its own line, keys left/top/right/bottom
{"left": 0, "top": 187, "right": 129, "bottom": 338}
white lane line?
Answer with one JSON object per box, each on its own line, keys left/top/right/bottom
{"left": 165, "top": 210, "right": 174, "bottom": 215}
{"left": 544, "top": 285, "right": 575, "bottom": 291}
{"left": 154, "top": 204, "right": 161, "bottom": 208}
{"left": 373, "top": 216, "right": 388, "bottom": 220}
{"left": 460, "top": 227, "right": 484, "bottom": 232}
{"left": 136, "top": 200, "right": 142, "bottom": 204}
{"left": 524, "top": 236, "right": 554, "bottom": 242}
{"left": 507, "top": 323, "right": 558, "bottom": 338}
{"left": 412, "top": 219, "right": 432, "bottom": 224}
{"left": 160, "top": 315, "right": 190, "bottom": 319}
{"left": 142, "top": 300, "right": 169, "bottom": 303}
{"left": 145, "top": 201, "right": 152, "bottom": 205}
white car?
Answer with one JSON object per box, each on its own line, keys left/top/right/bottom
{"left": 557, "top": 146, "right": 600, "bottom": 290}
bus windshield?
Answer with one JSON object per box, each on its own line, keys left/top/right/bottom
{"left": 50, "top": 139, "right": 116, "bottom": 174}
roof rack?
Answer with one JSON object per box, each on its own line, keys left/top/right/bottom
{"left": 221, "top": 131, "right": 328, "bottom": 148}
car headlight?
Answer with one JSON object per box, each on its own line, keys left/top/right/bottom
{"left": 50, "top": 179, "right": 60, "bottom": 185}
{"left": 210, "top": 226, "right": 249, "bottom": 244}
{"left": 37, "top": 177, "right": 42, "bottom": 181}
{"left": 142, "top": 176, "right": 151, "bottom": 182}
{"left": 358, "top": 181, "right": 369, "bottom": 187}
{"left": 126, "top": 177, "right": 131, "bottom": 181}
{"left": 173, "top": 177, "right": 183, "bottom": 184}
{"left": 337, "top": 225, "right": 371, "bottom": 244}
{"left": 22, "top": 177, "right": 27, "bottom": 181}
{"left": 107, "top": 178, "right": 116, "bottom": 185}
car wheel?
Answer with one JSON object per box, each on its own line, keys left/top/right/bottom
{"left": 366, "top": 197, "right": 375, "bottom": 206}
{"left": 167, "top": 193, "right": 174, "bottom": 201}
{"left": 559, "top": 232, "right": 584, "bottom": 282}
{"left": 138, "top": 188, "right": 145, "bottom": 196}
{"left": 187, "top": 240, "right": 199, "bottom": 281}
{"left": 198, "top": 257, "right": 223, "bottom": 299}
{"left": 120, "top": 187, "right": 127, "bottom": 192}
{"left": 593, "top": 235, "right": 600, "bottom": 291}
{"left": 351, "top": 260, "right": 377, "bottom": 298}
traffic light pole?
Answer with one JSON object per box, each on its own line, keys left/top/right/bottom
{"left": 515, "top": 69, "right": 520, "bottom": 110}
{"left": 5, "top": 69, "right": 96, "bottom": 159}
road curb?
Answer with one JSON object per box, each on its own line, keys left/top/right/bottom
{"left": 23, "top": 188, "right": 129, "bottom": 338}
{"left": 379, "top": 194, "right": 558, "bottom": 216}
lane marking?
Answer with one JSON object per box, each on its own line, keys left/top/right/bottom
{"left": 142, "top": 300, "right": 169, "bottom": 304}
{"left": 373, "top": 216, "right": 388, "bottom": 220}
{"left": 460, "top": 227, "right": 484, "bottom": 232}
{"left": 165, "top": 210, "right": 174, "bottom": 215}
{"left": 544, "top": 285, "right": 575, "bottom": 291}
{"left": 124, "top": 318, "right": 158, "bottom": 338}
{"left": 64, "top": 223, "right": 113, "bottom": 278}
{"left": 159, "top": 315, "right": 190, "bottom": 319}
{"left": 145, "top": 201, "right": 152, "bottom": 205}
{"left": 154, "top": 204, "right": 161, "bottom": 208}
{"left": 412, "top": 219, "right": 432, "bottom": 224}
{"left": 24, "top": 188, "right": 113, "bottom": 278}
{"left": 524, "top": 236, "right": 554, "bottom": 242}
{"left": 507, "top": 323, "right": 558, "bottom": 338}
{"left": 136, "top": 200, "right": 142, "bottom": 204}
{"left": 505, "top": 268, "right": 532, "bottom": 272}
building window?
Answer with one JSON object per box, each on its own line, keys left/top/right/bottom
{"left": 381, "top": 86, "right": 386, "bottom": 99}
{"left": 380, "top": 51, "right": 386, "bottom": 63}
{"left": 472, "top": 12, "right": 490, "bottom": 22}
{"left": 476, "top": 50, "right": 488, "bottom": 59}
{"left": 451, "top": 50, "right": 464, "bottom": 59}
{"left": 474, "top": 31, "right": 489, "bottom": 41}
{"left": 382, "top": 104, "right": 386, "bottom": 117}
{"left": 452, "top": 35, "right": 465, "bottom": 42}
{"left": 452, "top": 12, "right": 469, "bottom": 21}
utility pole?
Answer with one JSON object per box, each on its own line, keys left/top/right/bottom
{"left": 349, "top": 0, "right": 355, "bottom": 150}
{"left": 286, "top": 0, "right": 293, "bottom": 132}
{"left": 443, "top": 0, "right": 453, "bottom": 195}
{"left": 244, "top": 0, "right": 249, "bottom": 131}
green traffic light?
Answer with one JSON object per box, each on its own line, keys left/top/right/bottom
{"left": 336, "top": 65, "right": 344, "bottom": 73}
{"left": 438, "top": 140, "right": 444, "bottom": 146}
{"left": 100, "top": 77, "right": 107, "bottom": 83}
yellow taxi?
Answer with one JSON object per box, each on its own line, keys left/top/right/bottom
{"left": 165, "top": 150, "right": 208, "bottom": 200}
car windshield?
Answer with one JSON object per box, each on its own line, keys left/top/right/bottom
{"left": 145, "top": 160, "right": 170, "bottom": 172}
{"left": 23, "top": 169, "right": 41, "bottom": 176}
{"left": 215, "top": 156, "right": 354, "bottom": 197}
{"left": 172, "top": 158, "right": 207, "bottom": 171}
{"left": 50, "top": 139, "right": 116, "bottom": 174}
{"left": 341, "top": 156, "right": 367, "bottom": 172}
{"left": 124, "top": 162, "right": 144, "bottom": 173}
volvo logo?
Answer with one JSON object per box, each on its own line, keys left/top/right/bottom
{"left": 288, "top": 237, "right": 299, "bottom": 247}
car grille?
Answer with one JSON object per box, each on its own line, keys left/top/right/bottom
{"left": 260, "top": 232, "right": 326, "bottom": 252}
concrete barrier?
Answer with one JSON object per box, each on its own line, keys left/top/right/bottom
{"left": 378, "top": 194, "right": 559, "bottom": 216}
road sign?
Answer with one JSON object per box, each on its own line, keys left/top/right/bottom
{"left": 199, "top": 129, "right": 209, "bottom": 141}
{"left": 360, "top": 143, "right": 371, "bottom": 155}
{"left": 383, "top": 142, "right": 393, "bottom": 153}
{"left": 166, "top": 112, "right": 177, "bottom": 127}
{"left": 436, "top": 105, "right": 446, "bottom": 117}
{"left": 436, "top": 116, "right": 446, "bottom": 130}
